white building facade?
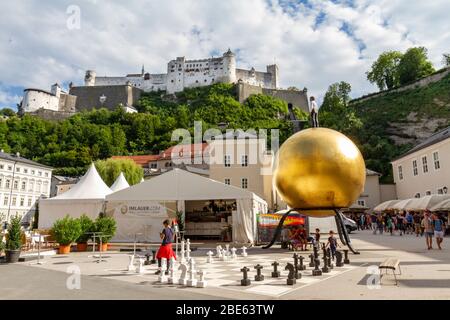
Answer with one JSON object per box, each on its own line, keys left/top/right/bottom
{"left": 0, "top": 151, "right": 52, "bottom": 224}
{"left": 19, "top": 83, "right": 77, "bottom": 114}
{"left": 391, "top": 126, "right": 450, "bottom": 199}
{"left": 85, "top": 49, "right": 279, "bottom": 94}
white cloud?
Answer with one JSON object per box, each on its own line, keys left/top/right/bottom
{"left": 0, "top": 0, "right": 449, "bottom": 107}
{"left": 0, "top": 88, "right": 21, "bottom": 109}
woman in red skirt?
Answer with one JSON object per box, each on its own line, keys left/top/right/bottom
{"left": 155, "top": 219, "right": 176, "bottom": 275}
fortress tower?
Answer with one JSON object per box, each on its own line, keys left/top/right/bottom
{"left": 222, "top": 48, "right": 237, "bottom": 83}
{"left": 85, "top": 70, "right": 96, "bottom": 86}
{"left": 266, "top": 64, "right": 279, "bottom": 89}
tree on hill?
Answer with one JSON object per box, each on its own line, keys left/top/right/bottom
{"left": 443, "top": 53, "right": 450, "bottom": 67}
{"left": 366, "top": 51, "right": 403, "bottom": 90}
{"left": 95, "top": 158, "right": 143, "bottom": 186}
{"left": 0, "top": 108, "right": 16, "bottom": 117}
{"left": 398, "top": 47, "right": 435, "bottom": 85}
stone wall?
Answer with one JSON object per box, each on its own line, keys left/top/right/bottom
{"left": 26, "top": 109, "right": 76, "bottom": 121}
{"left": 236, "top": 82, "right": 309, "bottom": 113}
{"left": 69, "top": 85, "right": 143, "bottom": 111}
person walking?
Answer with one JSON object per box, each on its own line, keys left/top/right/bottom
{"left": 155, "top": 219, "right": 176, "bottom": 275}
{"left": 371, "top": 213, "right": 378, "bottom": 234}
{"left": 422, "top": 211, "right": 434, "bottom": 250}
{"left": 413, "top": 212, "right": 422, "bottom": 237}
{"left": 309, "top": 96, "right": 319, "bottom": 128}
{"left": 386, "top": 214, "right": 394, "bottom": 235}
{"left": 432, "top": 213, "right": 445, "bottom": 250}
{"left": 396, "top": 212, "right": 405, "bottom": 236}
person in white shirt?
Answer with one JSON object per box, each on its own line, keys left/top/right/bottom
{"left": 309, "top": 96, "right": 319, "bottom": 128}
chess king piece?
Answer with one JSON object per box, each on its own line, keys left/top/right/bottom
{"left": 326, "top": 248, "right": 334, "bottom": 269}
{"left": 321, "top": 251, "right": 330, "bottom": 273}
{"left": 312, "top": 258, "right": 322, "bottom": 276}
{"left": 178, "top": 263, "right": 188, "bottom": 286}
{"left": 225, "top": 244, "right": 230, "bottom": 256}
{"left": 127, "top": 255, "right": 136, "bottom": 272}
{"left": 254, "top": 264, "right": 264, "bottom": 281}
{"left": 285, "top": 263, "right": 296, "bottom": 285}
{"left": 186, "top": 239, "right": 191, "bottom": 261}
{"left": 206, "top": 251, "right": 214, "bottom": 263}
{"left": 343, "top": 250, "right": 350, "bottom": 264}
{"left": 293, "top": 253, "right": 301, "bottom": 279}
{"left": 309, "top": 254, "right": 315, "bottom": 267}
{"left": 313, "top": 245, "right": 319, "bottom": 260}
{"left": 187, "top": 258, "right": 197, "bottom": 287}
{"left": 241, "top": 246, "right": 248, "bottom": 257}
{"left": 180, "top": 240, "right": 186, "bottom": 264}
{"left": 197, "top": 270, "right": 207, "bottom": 288}
{"left": 271, "top": 261, "right": 281, "bottom": 278}
{"left": 241, "top": 267, "right": 251, "bottom": 286}
{"left": 158, "top": 258, "right": 168, "bottom": 283}
{"left": 298, "top": 255, "right": 306, "bottom": 271}
{"left": 335, "top": 250, "right": 344, "bottom": 267}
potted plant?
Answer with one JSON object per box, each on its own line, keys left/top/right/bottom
{"left": 51, "top": 216, "right": 82, "bottom": 254}
{"left": 93, "top": 215, "right": 116, "bottom": 252}
{"left": 76, "top": 214, "right": 94, "bottom": 252}
{"left": 5, "top": 216, "right": 23, "bottom": 263}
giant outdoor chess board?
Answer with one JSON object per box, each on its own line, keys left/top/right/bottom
{"left": 104, "top": 251, "right": 358, "bottom": 298}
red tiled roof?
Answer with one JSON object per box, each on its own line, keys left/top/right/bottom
{"left": 112, "top": 155, "right": 160, "bottom": 167}
{"left": 160, "top": 143, "right": 208, "bottom": 160}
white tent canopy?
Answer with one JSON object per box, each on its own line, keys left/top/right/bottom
{"left": 373, "top": 199, "right": 402, "bottom": 212}
{"left": 106, "top": 168, "right": 267, "bottom": 243}
{"left": 431, "top": 199, "right": 450, "bottom": 212}
{"left": 39, "top": 164, "right": 112, "bottom": 229}
{"left": 110, "top": 172, "right": 130, "bottom": 192}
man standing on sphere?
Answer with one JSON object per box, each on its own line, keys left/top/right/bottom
{"left": 309, "top": 96, "right": 319, "bottom": 128}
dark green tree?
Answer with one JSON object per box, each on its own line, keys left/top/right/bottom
{"left": 398, "top": 47, "right": 435, "bottom": 85}
{"left": 366, "top": 51, "right": 403, "bottom": 90}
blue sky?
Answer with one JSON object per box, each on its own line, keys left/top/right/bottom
{"left": 0, "top": 0, "right": 449, "bottom": 109}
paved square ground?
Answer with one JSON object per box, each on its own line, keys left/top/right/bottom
{"left": 1, "top": 230, "right": 449, "bottom": 300}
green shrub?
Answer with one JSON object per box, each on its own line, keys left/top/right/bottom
{"left": 6, "top": 216, "right": 23, "bottom": 251}
{"left": 76, "top": 214, "right": 94, "bottom": 243}
{"left": 93, "top": 215, "right": 117, "bottom": 244}
{"left": 51, "top": 216, "right": 82, "bottom": 246}
{"left": 0, "top": 239, "right": 6, "bottom": 254}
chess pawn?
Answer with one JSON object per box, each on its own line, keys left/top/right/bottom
{"left": 197, "top": 270, "right": 207, "bottom": 288}
{"left": 127, "top": 255, "right": 136, "bottom": 272}
{"left": 178, "top": 263, "right": 188, "bottom": 286}
{"left": 206, "top": 251, "right": 214, "bottom": 263}
{"left": 136, "top": 256, "right": 145, "bottom": 274}
{"left": 158, "top": 258, "right": 168, "bottom": 283}
{"left": 241, "top": 246, "right": 248, "bottom": 257}
{"left": 231, "top": 247, "right": 237, "bottom": 259}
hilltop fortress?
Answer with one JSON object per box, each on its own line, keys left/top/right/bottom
{"left": 85, "top": 49, "right": 279, "bottom": 94}
{"left": 19, "top": 49, "right": 309, "bottom": 118}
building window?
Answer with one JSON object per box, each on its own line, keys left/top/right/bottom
{"left": 412, "top": 160, "right": 418, "bottom": 176}
{"left": 38, "top": 171, "right": 42, "bottom": 176}
{"left": 3, "top": 195, "right": 9, "bottom": 206}
{"left": 12, "top": 196, "right": 17, "bottom": 206}
{"left": 437, "top": 188, "right": 444, "bottom": 195}
{"left": 357, "top": 200, "right": 366, "bottom": 207}
{"left": 21, "top": 181, "right": 26, "bottom": 191}
{"left": 31, "top": 170, "right": 35, "bottom": 175}
{"left": 0, "top": 164, "right": 3, "bottom": 169}
{"left": 241, "top": 155, "right": 248, "bottom": 167}
{"left": 0, "top": 178, "right": 2, "bottom": 188}
{"left": 224, "top": 155, "right": 231, "bottom": 167}
{"left": 20, "top": 197, "right": 25, "bottom": 206}
{"left": 241, "top": 178, "right": 248, "bottom": 189}
{"left": 224, "top": 178, "right": 231, "bottom": 185}
{"left": 5, "top": 179, "right": 10, "bottom": 189}
{"left": 414, "top": 193, "right": 420, "bottom": 198}
{"left": 28, "top": 197, "right": 32, "bottom": 207}
{"left": 150, "top": 163, "right": 157, "bottom": 169}
{"left": 433, "top": 152, "right": 440, "bottom": 170}
{"left": 398, "top": 166, "right": 403, "bottom": 180}
{"left": 16, "top": 167, "right": 20, "bottom": 173}
{"left": 425, "top": 191, "right": 431, "bottom": 195}
{"left": 422, "top": 156, "right": 428, "bottom": 173}
{"left": 7, "top": 166, "right": 12, "bottom": 171}
{"left": 13, "top": 180, "right": 18, "bottom": 190}
{"left": 45, "top": 172, "right": 49, "bottom": 177}
{"left": 24, "top": 169, "right": 28, "bottom": 174}
{"left": 29, "top": 181, "right": 34, "bottom": 192}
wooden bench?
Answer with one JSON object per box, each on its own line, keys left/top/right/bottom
{"left": 379, "top": 258, "right": 401, "bottom": 285}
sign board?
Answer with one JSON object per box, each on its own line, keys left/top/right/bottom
{"left": 114, "top": 201, "right": 167, "bottom": 218}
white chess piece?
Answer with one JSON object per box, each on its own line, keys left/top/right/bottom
{"left": 186, "top": 239, "right": 191, "bottom": 261}
{"left": 136, "top": 256, "right": 145, "bottom": 274}
{"left": 168, "top": 260, "right": 176, "bottom": 284}
{"left": 220, "top": 249, "right": 228, "bottom": 261}
{"left": 241, "top": 246, "right": 248, "bottom": 257}
{"left": 187, "top": 258, "right": 197, "bottom": 287}
{"left": 197, "top": 270, "right": 207, "bottom": 288}
{"left": 178, "top": 263, "right": 188, "bottom": 285}
{"left": 231, "top": 247, "right": 237, "bottom": 259}
{"left": 225, "top": 244, "right": 230, "bottom": 256}
{"left": 206, "top": 251, "right": 214, "bottom": 264}
{"left": 180, "top": 240, "right": 186, "bottom": 264}
{"left": 216, "top": 245, "right": 223, "bottom": 258}
{"left": 127, "top": 255, "right": 136, "bottom": 272}
{"left": 158, "top": 258, "right": 168, "bottom": 283}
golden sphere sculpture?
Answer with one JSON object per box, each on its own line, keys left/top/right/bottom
{"left": 274, "top": 128, "right": 366, "bottom": 217}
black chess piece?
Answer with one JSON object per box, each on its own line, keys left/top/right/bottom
{"left": 254, "top": 264, "right": 264, "bottom": 281}
{"left": 271, "top": 261, "right": 280, "bottom": 278}
{"left": 321, "top": 252, "right": 330, "bottom": 273}
{"left": 313, "top": 245, "right": 319, "bottom": 260}
{"left": 326, "top": 248, "right": 334, "bottom": 269}
{"left": 335, "top": 250, "right": 344, "bottom": 267}
{"left": 285, "top": 263, "right": 296, "bottom": 285}
{"left": 241, "top": 267, "right": 251, "bottom": 286}
{"left": 144, "top": 253, "right": 151, "bottom": 265}
{"left": 151, "top": 250, "right": 157, "bottom": 264}
{"left": 309, "top": 254, "right": 315, "bottom": 267}
{"left": 298, "top": 255, "right": 306, "bottom": 271}
{"left": 293, "top": 254, "right": 300, "bottom": 279}
{"left": 312, "top": 258, "right": 322, "bottom": 276}
{"left": 343, "top": 250, "right": 350, "bottom": 264}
